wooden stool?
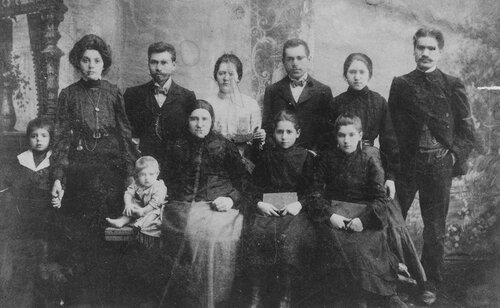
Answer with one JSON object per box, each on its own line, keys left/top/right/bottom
{"left": 104, "top": 226, "right": 136, "bottom": 242}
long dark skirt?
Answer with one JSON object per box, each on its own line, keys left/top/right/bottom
{"left": 161, "top": 201, "right": 243, "bottom": 308}
{"left": 386, "top": 198, "right": 427, "bottom": 286}
{"left": 62, "top": 155, "right": 126, "bottom": 234}
{"left": 248, "top": 212, "right": 315, "bottom": 275}
{"left": 58, "top": 154, "right": 128, "bottom": 304}
{"left": 315, "top": 222, "right": 398, "bottom": 297}
{"left": 0, "top": 190, "right": 67, "bottom": 307}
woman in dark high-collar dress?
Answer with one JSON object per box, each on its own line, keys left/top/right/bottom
{"left": 51, "top": 34, "right": 137, "bottom": 231}
{"left": 310, "top": 114, "right": 405, "bottom": 307}
{"left": 160, "top": 100, "right": 248, "bottom": 308}
{"left": 50, "top": 34, "right": 137, "bottom": 300}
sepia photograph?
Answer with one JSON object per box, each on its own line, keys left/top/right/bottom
{"left": 0, "top": 0, "right": 498, "bottom": 307}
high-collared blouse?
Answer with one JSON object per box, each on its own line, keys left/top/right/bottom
{"left": 309, "top": 146, "right": 387, "bottom": 229}
{"left": 331, "top": 86, "right": 400, "bottom": 180}
{"left": 207, "top": 92, "right": 262, "bottom": 141}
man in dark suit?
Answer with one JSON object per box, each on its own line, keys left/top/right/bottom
{"left": 124, "top": 42, "right": 196, "bottom": 169}
{"left": 388, "top": 28, "right": 475, "bottom": 305}
{"left": 262, "top": 39, "right": 333, "bottom": 152}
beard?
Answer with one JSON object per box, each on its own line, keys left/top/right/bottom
{"left": 151, "top": 73, "right": 171, "bottom": 84}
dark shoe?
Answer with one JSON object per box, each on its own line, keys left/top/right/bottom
{"left": 388, "top": 295, "right": 408, "bottom": 308}
{"left": 249, "top": 286, "right": 262, "bottom": 308}
{"left": 420, "top": 280, "right": 438, "bottom": 305}
{"left": 420, "top": 290, "right": 437, "bottom": 306}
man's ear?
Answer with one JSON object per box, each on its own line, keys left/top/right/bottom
{"left": 297, "top": 129, "right": 301, "bottom": 137}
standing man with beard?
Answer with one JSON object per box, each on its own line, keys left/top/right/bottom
{"left": 124, "top": 42, "right": 196, "bottom": 175}
{"left": 388, "top": 28, "right": 475, "bottom": 305}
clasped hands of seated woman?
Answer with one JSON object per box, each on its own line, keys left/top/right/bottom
{"left": 330, "top": 213, "right": 363, "bottom": 232}
{"left": 257, "top": 201, "right": 302, "bottom": 217}
{"left": 211, "top": 196, "right": 234, "bottom": 212}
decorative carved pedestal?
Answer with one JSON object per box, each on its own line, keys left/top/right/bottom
{"left": 0, "top": 0, "right": 67, "bottom": 121}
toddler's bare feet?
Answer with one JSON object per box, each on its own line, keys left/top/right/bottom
{"left": 106, "top": 216, "right": 130, "bottom": 228}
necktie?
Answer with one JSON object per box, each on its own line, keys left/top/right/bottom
{"left": 291, "top": 79, "right": 306, "bottom": 88}
{"left": 154, "top": 85, "right": 168, "bottom": 96}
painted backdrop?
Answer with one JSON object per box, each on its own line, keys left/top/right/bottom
{"left": 10, "top": 0, "right": 499, "bottom": 259}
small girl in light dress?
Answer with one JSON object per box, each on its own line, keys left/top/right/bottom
{"left": 106, "top": 156, "right": 167, "bottom": 237}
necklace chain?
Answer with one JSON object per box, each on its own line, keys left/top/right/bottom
{"left": 77, "top": 83, "right": 102, "bottom": 152}
{"left": 83, "top": 85, "right": 102, "bottom": 139}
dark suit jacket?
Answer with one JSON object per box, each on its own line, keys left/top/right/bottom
{"left": 124, "top": 80, "right": 196, "bottom": 164}
{"left": 262, "top": 75, "right": 334, "bottom": 150}
{"left": 388, "top": 69, "right": 475, "bottom": 177}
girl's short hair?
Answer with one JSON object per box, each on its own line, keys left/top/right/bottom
{"left": 135, "top": 156, "right": 160, "bottom": 174}
{"left": 26, "top": 117, "right": 54, "bottom": 142}
{"left": 69, "top": 34, "right": 112, "bottom": 75}
{"left": 213, "top": 54, "right": 243, "bottom": 82}
{"left": 272, "top": 109, "right": 301, "bottom": 131}
{"left": 333, "top": 113, "right": 363, "bottom": 134}
{"left": 343, "top": 53, "right": 373, "bottom": 78}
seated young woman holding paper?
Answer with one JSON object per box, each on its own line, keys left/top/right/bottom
{"left": 310, "top": 114, "right": 406, "bottom": 307}
{"left": 246, "top": 109, "right": 316, "bottom": 308}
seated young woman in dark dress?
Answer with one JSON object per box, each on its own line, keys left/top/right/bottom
{"left": 160, "top": 100, "right": 248, "bottom": 308}
{"left": 310, "top": 114, "right": 406, "bottom": 307}
{"left": 246, "top": 109, "right": 315, "bottom": 308}
{"left": 331, "top": 53, "right": 427, "bottom": 291}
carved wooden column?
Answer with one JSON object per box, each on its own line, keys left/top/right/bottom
{"left": 0, "top": 0, "right": 67, "bottom": 120}
{"left": 0, "top": 17, "right": 14, "bottom": 132}
{"left": 27, "top": 13, "right": 46, "bottom": 116}
{"left": 39, "top": 6, "right": 66, "bottom": 118}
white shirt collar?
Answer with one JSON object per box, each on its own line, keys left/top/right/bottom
{"left": 417, "top": 66, "right": 437, "bottom": 73}
{"left": 17, "top": 150, "right": 52, "bottom": 172}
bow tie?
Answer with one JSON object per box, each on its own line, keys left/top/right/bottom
{"left": 153, "top": 85, "right": 168, "bottom": 96}
{"left": 291, "top": 79, "right": 306, "bottom": 88}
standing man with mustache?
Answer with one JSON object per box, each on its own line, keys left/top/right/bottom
{"left": 124, "top": 42, "right": 196, "bottom": 175}
{"left": 262, "top": 38, "right": 334, "bottom": 153}
{"left": 388, "top": 28, "right": 475, "bottom": 305}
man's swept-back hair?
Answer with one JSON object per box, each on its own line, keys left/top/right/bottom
{"left": 282, "top": 38, "right": 310, "bottom": 60}
{"left": 413, "top": 27, "right": 445, "bottom": 49}
{"left": 148, "top": 42, "right": 176, "bottom": 61}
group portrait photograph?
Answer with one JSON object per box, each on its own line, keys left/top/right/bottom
{"left": 0, "top": 0, "right": 498, "bottom": 307}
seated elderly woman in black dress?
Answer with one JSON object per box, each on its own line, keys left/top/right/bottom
{"left": 310, "top": 114, "right": 406, "bottom": 307}
{"left": 160, "top": 100, "right": 248, "bottom": 308}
